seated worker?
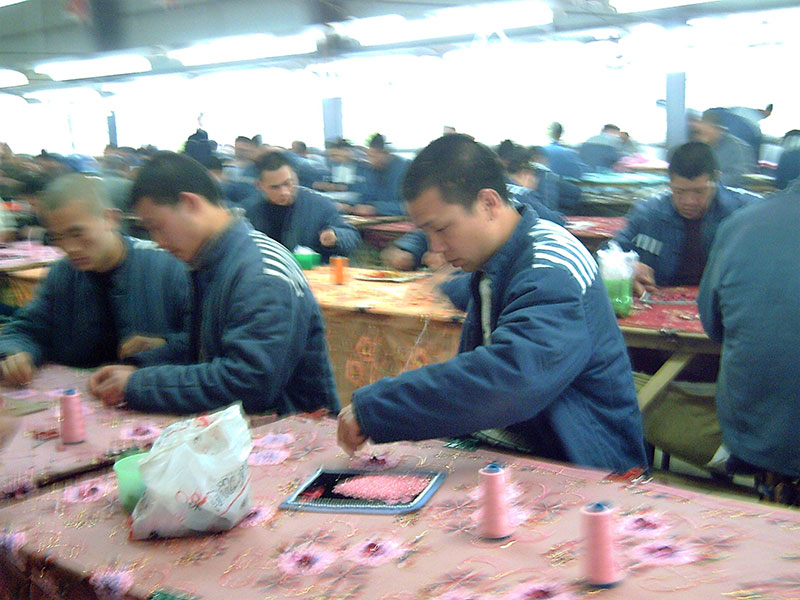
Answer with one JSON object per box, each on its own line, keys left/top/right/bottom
{"left": 689, "top": 110, "right": 757, "bottom": 188}
{"left": 89, "top": 152, "right": 340, "bottom": 416}
{"left": 242, "top": 152, "right": 360, "bottom": 262}
{"left": 285, "top": 140, "right": 330, "bottom": 189}
{"left": 614, "top": 141, "right": 759, "bottom": 296}
{"left": 508, "top": 146, "right": 582, "bottom": 214}
{"left": 544, "top": 121, "right": 587, "bottom": 180}
{"left": 698, "top": 178, "right": 800, "bottom": 504}
{"left": 338, "top": 134, "right": 647, "bottom": 474}
{"left": 0, "top": 174, "right": 188, "bottom": 385}
{"left": 346, "top": 133, "right": 410, "bottom": 217}
{"left": 579, "top": 124, "right": 624, "bottom": 171}
{"left": 312, "top": 138, "right": 366, "bottom": 194}
{"left": 775, "top": 129, "right": 800, "bottom": 190}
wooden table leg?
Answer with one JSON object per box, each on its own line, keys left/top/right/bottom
{"left": 637, "top": 349, "right": 694, "bottom": 411}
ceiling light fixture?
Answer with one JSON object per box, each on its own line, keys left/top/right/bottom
{"left": 34, "top": 55, "right": 152, "bottom": 81}
{"left": 0, "top": 0, "right": 28, "bottom": 8}
{"left": 610, "top": 0, "right": 721, "bottom": 14}
{"left": 0, "top": 68, "right": 28, "bottom": 88}
{"left": 333, "top": 1, "right": 552, "bottom": 47}
{"left": 168, "top": 32, "right": 319, "bottom": 66}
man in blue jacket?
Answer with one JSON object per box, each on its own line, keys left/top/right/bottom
{"left": 614, "top": 141, "right": 759, "bottom": 296}
{"left": 338, "top": 135, "right": 646, "bottom": 473}
{"left": 89, "top": 152, "right": 340, "bottom": 416}
{"left": 346, "top": 134, "right": 409, "bottom": 217}
{"left": 697, "top": 178, "right": 800, "bottom": 504}
{"left": 242, "top": 152, "right": 360, "bottom": 262}
{"left": 0, "top": 174, "right": 187, "bottom": 385}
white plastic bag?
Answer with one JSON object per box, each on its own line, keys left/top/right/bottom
{"left": 130, "top": 403, "right": 253, "bottom": 540}
{"left": 597, "top": 241, "right": 639, "bottom": 317}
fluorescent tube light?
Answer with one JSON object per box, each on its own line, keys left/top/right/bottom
{"left": 610, "top": 0, "right": 721, "bottom": 13}
{"left": 334, "top": 1, "right": 552, "bottom": 47}
{"left": 0, "top": 0, "right": 28, "bottom": 8}
{"left": 0, "top": 68, "right": 28, "bottom": 88}
{"left": 34, "top": 55, "right": 152, "bottom": 81}
{"left": 168, "top": 32, "right": 319, "bottom": 66}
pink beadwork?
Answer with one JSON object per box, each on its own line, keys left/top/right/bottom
{"left": 332, "top": 474, "right": 431, "bottom": 505}
{"left": 628, "top": 539, "right": 699, "bottom": 568}
{"left": 617, "top": 513, "right": 671, "bottom": 538}
{"left": 277, "top": 545, "right": 337, "bottom": 575}
{"left": 345, "top": 538, "right": 405, "bottom": 565}
{"left": 119, "top": 424, "right": 162, "bottom": 443}
{"left": 253, "top": 431, "right": 295, "bottom": 448}
{"left": 248, "top": 448, "right": 291, "bottom": 466}
{"left": 62, "top": 478, "right": 113, "bottom": 503}
{"left": 501, "top": 581, "right": 575, "bottom": 600}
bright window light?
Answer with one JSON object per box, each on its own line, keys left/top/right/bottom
{"left": 610, "top": 0, "right": 721, "bottom": 13}
{"left": 0, "top": 0, "right": 28, "bottom": 7}
{"left": 34, "top": 55, "right": 152, "bottom": 81}
{"left": 0, "top": 68, "right": 28, "bottom": 87}
{"left": 168, "top": 32, "right": 319, "bottom": 66}
{"left": 24, "top": 88, "right": 102, "bottom": 104}
{"left": 334, "top": 1, "right": 552, "bottom": 47}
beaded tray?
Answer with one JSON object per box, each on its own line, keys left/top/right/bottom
{"left": 280, "top": 468, "right": 446, "bottom": 514}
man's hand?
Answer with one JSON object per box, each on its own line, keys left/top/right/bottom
{"left": 118, "top": 335, "right": 166, "bottom": 359}
{"left": 337, "top": 404, "right": 368, "bottom": 456}
{"left": 0, "top": 352, "right": 35, "bottom": 386}
{"left": 381, "top": 246, "right": 416, "bottom": 271}
{"left": 89, "top": 365, "right": 137, "bottom": 407}
{"left": 319, "top": 228, "right": 337, "bottom": 248}
{"left": 0, "top": 413, "right": 20, "bottom": 450}
{"left": 633, "top": 262, "right": 657, "bottom": 297}
{"left": 352, "top": 204, "right": 377, "bottom": 217}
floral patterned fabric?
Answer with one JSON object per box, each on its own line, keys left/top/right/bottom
{"left": 2, "top": 415, "right": 799, "bottom": 600}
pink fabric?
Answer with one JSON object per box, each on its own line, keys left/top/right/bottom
{"left": 0, "top": 243, "right": 63, "bottom": 272}
{"left": 564, "top": 216, "right": 626, "bottom": 240}
{"left": 617, "top": 287, "right": 706, "bottom": 335}
{"left": 1, "top": 415, "right": 799, "bottom": 600}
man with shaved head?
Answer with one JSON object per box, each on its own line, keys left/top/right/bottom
{"left": 0, "top": 173, "right": 188, "bottom": 385}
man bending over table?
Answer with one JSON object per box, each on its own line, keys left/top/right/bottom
{"left": 89, "top": 152, "right": 340, "bottom": 416}
{"left": 338, "top": 134, "right": 646, "bottom": 474}
{"left": 0, "top": 174, "right": 188, "bottom": 385}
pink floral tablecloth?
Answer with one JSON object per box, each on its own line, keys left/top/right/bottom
{"left": 0, "top": 366, "right": 180, "bottom": 502}
{"left": 2, "top": 415, "right": 798, "bottom": 600}
{"left": 0, "top": 243, "right": 63, "bottom": 273}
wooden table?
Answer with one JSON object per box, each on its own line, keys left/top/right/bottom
{"left": 0, "top": 366, "right": 277, "bottom": 503}
{"left": 0, "top": 243, "right": 62, "bottom": 306}
{"left": 304, "top": 267, "right": 463, "bottom": 405}
{"left": 616, "top": 287, "right": 720, "bottom": 410}
{"left": 1, "top": 413, "right": 798, "bottom": 600}
{"left": 563, "top": 216, "right": 626, "bottom": 253}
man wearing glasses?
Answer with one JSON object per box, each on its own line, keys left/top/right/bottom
{"left": 614, "top": 141, "right": 759, "bottom": 297}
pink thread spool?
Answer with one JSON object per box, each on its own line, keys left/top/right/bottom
{"left": 582, "top": 501, "right": 623, "bottom": 588}
{"left": 59, "top": 389, "right": 86, "bottom": 444}
{"left": 478, "top": 462, "right": 513, "bottom": 540}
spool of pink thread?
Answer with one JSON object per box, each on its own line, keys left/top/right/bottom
{"left": 582, "top": 501, "right": 623, "bottom": 588}
{"left": 59, "top": 389, "right": 86, "bottom": 444}
{"left": 478, "top": 462, "right": 513, "bottom": 539}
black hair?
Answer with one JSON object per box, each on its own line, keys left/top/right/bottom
{"left": 254, "top": 151, "right": 291, "bottom": 176}
{"left": 368, "top": 133, "right": 386, "bottom": 150}
{"left": 130, "top": 151, "right": 222, "bottom": 209}
{"left": 668, "top": 141, "right": 718, "bottom": 180}
{"left": 402, "top": 134, "right": 509, "bottom": 209}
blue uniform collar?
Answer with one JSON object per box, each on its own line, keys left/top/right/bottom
{"left": 189, "top": 214, "right": 244, "bottom": 271}
{"left": 479, "top": 204, "right": 537, "bottom": 282}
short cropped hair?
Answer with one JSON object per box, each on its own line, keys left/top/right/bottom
{"left": 254, "top": 151, "right": 291, "bottom": 176}
{"left": 402, "top": 134, "right": 509, "bottom": 209}
{"left": 368, "top": 133, "right": 386, "bottom": 150}
{"left": 41, "top": 173, "right": 111, "bottom": 215}
{"left": 668, "top": 141, "right": 718, "bottom": 180}
{"left": 130, "top": 151, "right": 222, "bottom": 209}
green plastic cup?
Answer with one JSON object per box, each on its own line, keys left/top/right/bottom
{"left": 293, "top": 252, "right": 320, "bottom": 270}
{"left": 604, "top": 278, "right": 633, "bottom": 318}
{"left": 113, "top": 452, "right": 148, "bottom": 514}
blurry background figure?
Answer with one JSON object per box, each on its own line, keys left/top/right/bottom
{"left": 775, "top": 129, "right": 800, "bottom": 190}
{"left": 544, "top": 121, "right": 587, "bottom": 180}
{"left": 707, "top": 104, "right": 773, "bottom": 161}
{"left": 314, "top": 138, "right": 365, "bottom": 194}
{"left": 579, "top": 124, "right": 624, "bottom": 171}
{"left": 347, "top": 133, "right": 409, "bottom": 217}
{"left": 688, "top": 110, "right": 756, "bottom": 188}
